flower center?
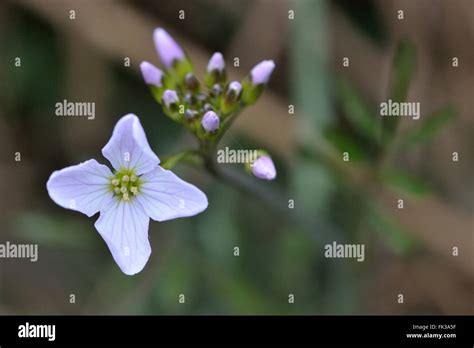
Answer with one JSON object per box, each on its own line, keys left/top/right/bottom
{"left": 110, "top": 169, "right": 142, "bottom": 201}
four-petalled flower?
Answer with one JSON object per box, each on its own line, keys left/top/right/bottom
{"left": 46, "top": 114, "right": 208, "bottom": 275}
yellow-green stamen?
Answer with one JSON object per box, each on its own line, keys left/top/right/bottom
{"left": 109, "top": 168, "right": 143, "bottom": 201}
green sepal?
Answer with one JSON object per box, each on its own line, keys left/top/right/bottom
{"left": 173, "top": 58, "right": 194, "bottom": 83}
{"left": 241, "top": 78, "right": 263, "bottom": 105}
{"left": 204, "top": 69, "right": 226, "bottom": 88}
{"left": 150, "top": 86, "right": 165, "bottom": 104}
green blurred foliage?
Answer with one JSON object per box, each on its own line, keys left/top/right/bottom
{"left": 335, "top": 77, "right": 378, "bottom": 144}
{"left": 367, "top": 206, "right": 416, "bottom": 255}
{"left": 404, "top": 105, "right": 456, "bottom": 144}
{"left": 382, "top": 39, "right": 416, "bottom": 140}
{"left": 380, "top": 169, "right": 432, "bottom": 196}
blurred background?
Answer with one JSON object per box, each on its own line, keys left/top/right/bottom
{"left": 0, "top": 0, "right": 472, "bottom": 314}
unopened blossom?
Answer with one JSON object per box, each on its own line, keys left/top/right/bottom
{"left": 228, "top": 81, "right": 242, "bottom": 95}
{"left": 47, "top": 114, "right": 208, "bottom": 275}
{"left": 162, "top": 90, "right": 179, "bottom": 108}
{"left": 251, "top": 155, "right": 276, "bottom": 180}
{"left": 222, "top": 81, "right": 242, "bottom": 112}
{"left": 153, "top": 28, "right": 185, "bottom": 68}
{"left": 184, "top": 73, "right": 199, "bottom": 91}
{"left": 201, "top": 111, "right": 220, "bottom": 132}
{"left": 207, "top": 52, "right": 225, "bottom": 73}
{"left": 250, "top": 60, "right": 275, "bottom": 85}
{"left": 140, "top": 61, "right": 164, "bottom": 88}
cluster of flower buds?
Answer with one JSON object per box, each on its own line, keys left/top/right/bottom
{"left": 140, "top": 28, "right": 277, "bottom": 180}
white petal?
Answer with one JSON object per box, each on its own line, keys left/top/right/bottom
{"left": 102, "top": 114, "right": 160, "bottom": 175}
{"left": 135, "top": 166, "right": 208, "bottom": 222}
{"left": 95, "top": 200, "right": 151, "bottom": 275}
{"left": 46, "top": 159, "right": 114, "bottom": 217}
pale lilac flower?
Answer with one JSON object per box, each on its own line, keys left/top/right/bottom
{"left": 162, "top": 90, "right": 179, "bottom": 108}
{"left": 228, "top": 81, "right": 242, "bottom": 95}
{"left": 250, "top": 60, "right": 275, "bottom": 85}
{"left": 251, "top": 155, "right": 276, "bottom": 180}
{"left": 46, "top": 114, "right": 208, "bottom": 275}
{"left": 140, "top": 61, "right": 164, "bottom": 88}
{"left": 153, "top": 28, "right": 185, "bottom": 68}
{"left": 207, "top": 52, "right": 225, "bottom": 73}
{"left": 201, "top": 111, "right": 220, "bottom": 132}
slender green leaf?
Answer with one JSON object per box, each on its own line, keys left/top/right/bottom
{"left": 389, "top": 40, "right": 416, "bottom": 102}
{"left": 404, "top": 105, "right": 455, "bottom": 143}
{"left": 323, "top": 128, "right": 368, "bottom": 162}
{"left": 335, "top": 77, "right": 378, "bottom": 142}
{"left": 368, "top": 205, "right": 416, "bottom": 254}
{"left": 383, "top": 40, "right": 416, "bottom": 139}
{"left": 380, "top": 169, "right": 431, "bottom": 196}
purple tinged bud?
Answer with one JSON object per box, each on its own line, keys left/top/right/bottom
{"left": 250, "top": 60, "right": 275, "bottom": 85}
{"left": 201, "top": 111, "right": 220, "bottom": 132}
{"left": 162, "top": 90, "right": 179, "bottom": 108}
{"left": 184, "top": 73, "right": 199, "bottom": 91}
{"left": 140, "top": 61, "right": 164, "bottom": 87}
{"left": 228, "top": 81, "right": 242, "bottom": 95}
{"left": 153, "top": 28, "right": 185, "bottom": 68}
{"left": 211, "top": 84, "right": 222, "bottom": 96}
{"left": 251, "top": 156, "right": 276, "bottom": 180}
{"left": 203, "top": 103, "right": 213, "bottom": 112}
{"left": 196, "top": 93, "right": 207, "bottom": 102}
{"left": 183, "top": 92, "right": 193, "bottom": 104}
{"left": 185, "top": 109, "right": 198, "bottom": 119}
{"left": 207, "top": 52, "right": 225, "bottom": 72}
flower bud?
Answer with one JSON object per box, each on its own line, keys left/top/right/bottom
{"left": 140, "top": 61, "right": 164, "bottom": 88}
{"left": 250, "top": 60, "right": 275, "bottom": 85}
{"left": 201, "top": 111, "right": 220, "bottom": 133}
{"left": 251, "top": 155, "right": 276, "bottom": 180}
{"left": 184, "top": 73, "right": 199, "bottom": 92}
{"left": 227, "top": 81, "right": 242, "bottom": 97}
{"left": 211, "top": 84, "right": 222, "bottom": 97}
{"left": 185, "top": 109, "right": 198, "bottom": 119}
{"left": 205, "top": 52, "right": 226, "bottom": 87}
{"left": 196, "top": 93, "right": 207, "bottom": 102}
{"left": 241, "top": 60, "right": 275, "bottom": 105}
{"left": 222, "top": 81, "right": 242, "bottom": 114}
{"left": 203, "top": 103, "right": 214, "bottom": 112}
{"left": 207, "top": 52, "right": 225, "bottom": 73}
{"left": 183, "top": 92, "right": 193, "bottom": 105}
{"left": 162, "top": 90, "right": 179, "bottom": 108}
{"left": 153, "top": 28, "right": 185, "bottom": 68}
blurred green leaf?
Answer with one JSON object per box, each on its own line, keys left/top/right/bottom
{"left": 367, "top": 205, "right": 416, "bottom": 254}
{"left": 383, "top": 40, "right": 416, "bottom": 139}
{"left": 1, "top": 9, "right": 61, "bottom": 113}
{"left": 335, "top": 77, "right": 378, "bottom": 142}
{"left": 380, "top": 169, "right": 432, "bottom": 196}
{"left": 323, "top": 128, "right": 368, "bottom": 162}
{"left": 13, "top": 212, "right": 96, "bottom": 248}
{"left": 404, "top": 105, "right": 455, "bottom": 143}
{"left": 389, "top": 40, "right": 416, "bottom": 102}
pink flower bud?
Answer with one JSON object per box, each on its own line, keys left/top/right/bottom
{"left": 250, "top": 60, "right": 275, "bottom": 85}
{"left": 140, "top": 61, "right": 164, "bottom": 87}
{"left": 201, "top": 111, "right": 220, "bottom": 132}
{"left": 251, "top": 155, "right": 276, "bottom": 180}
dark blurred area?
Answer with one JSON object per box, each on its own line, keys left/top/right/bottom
{"left": 0, "top": 0, "right": 472, "bottom": 315}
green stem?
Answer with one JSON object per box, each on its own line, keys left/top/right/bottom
{"left": 213, "top": 109, "right": 241, "bottom": 143}
{"left": 160, "top": 150, "right": 202, "bottom": 170}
